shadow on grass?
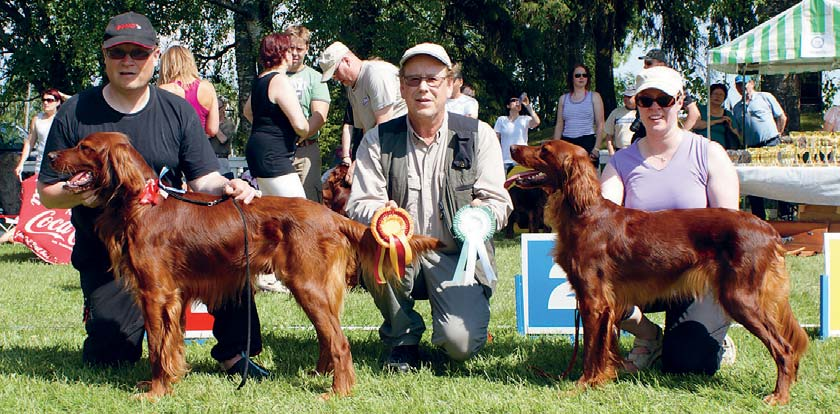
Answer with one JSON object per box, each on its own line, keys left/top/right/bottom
{"left": 0, "top": 249, "right": 39, "bottom": 264}
{"left": 412, "top": 331, "right": 773, "bottom": 400}
{"left": 0, "top": 344, "right": 149, "bottom": 392}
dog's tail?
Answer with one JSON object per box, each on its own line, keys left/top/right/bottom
{"left": 337, "top": 216, "right": 442, "bottom": 284}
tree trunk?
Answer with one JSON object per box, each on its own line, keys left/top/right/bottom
{"left": 591, "top": 5, "right": 617, "bottom": 115}
{"left": 762, "top": 74, "right": 800, "bottom": 134}
{"left": 229, "top": 0, "right": 275, "bottom": 153}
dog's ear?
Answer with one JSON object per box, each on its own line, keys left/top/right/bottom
{"left": 562, "top": 150, "right": 600, "bottom": 213}
{"left": 105, "top": 142, "right": 152, "bottom": 198}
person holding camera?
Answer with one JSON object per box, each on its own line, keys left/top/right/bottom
{"left": 494, "top": 93, "right": 540, "bottom": 173}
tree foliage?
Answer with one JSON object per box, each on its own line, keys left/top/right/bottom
{"left": 2, "top": 0, "right": 810, "bottom": 143}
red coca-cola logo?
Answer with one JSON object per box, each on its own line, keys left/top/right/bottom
{"left": 22, "top": 210, "right": 76, "bottom": 246}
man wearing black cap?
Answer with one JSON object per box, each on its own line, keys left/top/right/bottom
{"left": 631, "top": 49, "right": 700, "bottom": 136}
{"left": 37, "top": 12, "right": 267, "bottom": 379}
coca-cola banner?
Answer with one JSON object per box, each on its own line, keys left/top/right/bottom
{"left": 13, "top": 175, "right": 74, "bottom": 264}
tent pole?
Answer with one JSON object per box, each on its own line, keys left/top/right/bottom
{"left": 706, "top": 54, "right": 711, "bottom": 141}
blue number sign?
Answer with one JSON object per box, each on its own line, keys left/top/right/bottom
{"left": 515, "top": 233, "right": 579, "bottom": 334}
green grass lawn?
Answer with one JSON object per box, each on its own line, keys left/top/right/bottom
{"left": 0, "top": 240, "right": 838, "bottom": 413}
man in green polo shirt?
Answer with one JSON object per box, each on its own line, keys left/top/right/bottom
{"left": 286, "top": 25, "right": 331, "bottom": 203}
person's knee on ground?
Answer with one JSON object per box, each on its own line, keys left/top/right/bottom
{"left": 661, "top": 320, "right": 722, "bottom": 375}
{"left": 81, "top": 278, "right": 144, "bottom": 366}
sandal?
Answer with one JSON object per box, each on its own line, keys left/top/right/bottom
{"left": 623, "top": 327, "right": 663, "bottom": 373}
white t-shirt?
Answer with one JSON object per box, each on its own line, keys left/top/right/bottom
{"left": 446, "top": 94, "right": 479, "bottom": 118}
{"left": 604, "top": 106, "right": 637, "bottom": 149}
{"left": 493, "top": 115, "right": 533, "bottom": 164}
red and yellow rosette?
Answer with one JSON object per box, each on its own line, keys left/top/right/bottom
{"left": 370, "top": 206, "right": 414, "bottom": 284}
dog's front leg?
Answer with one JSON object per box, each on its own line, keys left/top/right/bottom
{"left": 134, "top": 287, "right": 187, "bottom": 399}
{"left": 576, "top": 291, "right": 619, "bottom": 388}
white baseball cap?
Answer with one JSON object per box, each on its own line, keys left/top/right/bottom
{"left": 319, "top": 41, "right": 351, "bottom": 82}
{"left": 399, "top": 43, "right": 452, "bottom": 68}
{"left": 635, "top": 66, "right": 684, "bottom": 97}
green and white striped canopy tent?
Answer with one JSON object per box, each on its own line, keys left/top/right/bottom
{"left": 709, "top": 0, "right": 840, "bottom": 74}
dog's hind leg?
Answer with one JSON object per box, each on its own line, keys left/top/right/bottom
{"left": 285, "top": 262, "right": 355, "bottom": 398}
{"left": 718, "top": 257, "right": 807, "bottom": 405}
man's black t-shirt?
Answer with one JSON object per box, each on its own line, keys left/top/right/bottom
{"left": 38, "top": 85, "right": 219, "bottom": 272}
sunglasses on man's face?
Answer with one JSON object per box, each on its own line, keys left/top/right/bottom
{"left": 105, "top": 47, "right": 153, "bottom": 61}
{"left": 635, "top": 94, "right": 677, "bottom": 108}
{"left": 574, "top": 73, "right": 589, "bottom": 79}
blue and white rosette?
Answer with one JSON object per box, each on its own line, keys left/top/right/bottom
{"left": 445, "top": 205, "right": 497, "bottom": 287}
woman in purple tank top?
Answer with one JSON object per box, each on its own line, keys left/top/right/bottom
{"left": 159, "top": 45, "right": 220, "bottom": 137}
{"left": 600, "top": 67, "right": 741, "bottom": 376}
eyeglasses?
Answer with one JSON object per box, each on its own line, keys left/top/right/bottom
{"left": 573, "top": 73, "right": 589, "bottom": 79}
{"left": 402, "top": 75, "right": 449, "bottom": 87}
{"left": 42, "top": 97, "right": 58, "bottom": 103}
{"left": 105, "top": 47, "right": 153, "bottom": 61}
{"left": 635, "top": 94, "right": 678, "bottom": 108}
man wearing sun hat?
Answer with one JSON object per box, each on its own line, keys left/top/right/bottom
{"left": 37, "top": 11, "right": 267, "bottom": 380}
{"left": 732, "top": 74, "right": 790, "bottom": 220}
{"left": 346, "top": 43, "right": 512, "bottom": 373}
{"left": 319, "top": 41, "right": 406, "bottom": 132}
{"left": 604, "top": 85, "right": 638, "bottom": 154}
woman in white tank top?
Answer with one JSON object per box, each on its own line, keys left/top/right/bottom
{"left": 15, "top": 88, "right": 64, "bottom": 179}
{"left": 552, "top": 64, "right": 605, "bottom": 162}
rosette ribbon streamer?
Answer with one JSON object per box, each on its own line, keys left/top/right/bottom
{"left": 446, "top": 206, "right": 496, "bottom": 287}
{"left": 370, "top": 207, "right": 415, "bottom": 284}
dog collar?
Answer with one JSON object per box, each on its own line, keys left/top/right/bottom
{"left": 139, "top": 179, "right": 162, "bottom": 205}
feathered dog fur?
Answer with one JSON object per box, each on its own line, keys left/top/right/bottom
{"left": 510, "top": 139, "right": 807, "bottom": 405}
{"left": 48, "top": 132, "right": 440, "bottom": 399}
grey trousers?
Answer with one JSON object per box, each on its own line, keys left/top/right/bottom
{"left": 292, "top": 142, "right": 322, "bottom": 203}
{"left": 363, "top": 250, "right": 491, "bottom": 361}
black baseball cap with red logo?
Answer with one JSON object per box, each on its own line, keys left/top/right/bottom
{"left": 103, "top": 12, "right": 158, "bottom": 49}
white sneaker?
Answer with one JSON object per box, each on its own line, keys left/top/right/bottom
{"left": 721, "top": 335, "right": 737, "bottom": 366}
{"left": 257, "top": 274, "right": 290, "bottom": 294}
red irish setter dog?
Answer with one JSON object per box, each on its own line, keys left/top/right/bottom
{"left": 322, "top": 163, "right": 351, "bottom": 216}
{"left": 48, "top": 132, "right": 440, "bottom": 399}
{"left": 510, "top": 140, "right": 807, "bottom": 405}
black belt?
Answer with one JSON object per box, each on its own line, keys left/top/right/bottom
{"left": 297, "top": 139, "right": 317, "bottom": 148}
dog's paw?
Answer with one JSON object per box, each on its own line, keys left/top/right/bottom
{"left": 763, "top": 392, "right": 789, "bottom": 406}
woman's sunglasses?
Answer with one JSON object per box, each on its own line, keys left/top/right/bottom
{"left": 574, "top": 73, "right": 589, "bottom": 79}
{"left": 105, "top": 48, "right": 153, "bottom": 61}
{"left": 635, "top": 94, "right": 677, "bottom": 108}
{"left": 42, "top": 97, "right": 58, "bottom": 103}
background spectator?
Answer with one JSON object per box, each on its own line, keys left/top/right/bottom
{"left": 158, "top": 45, "right": 220, "bottom": 137}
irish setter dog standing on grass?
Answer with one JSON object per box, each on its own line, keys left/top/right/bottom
{"left": 510, "top": 139, "right": 807, "bottom": 405}
{"left": 48, "top": 132, "right": 440, "bottom": 399}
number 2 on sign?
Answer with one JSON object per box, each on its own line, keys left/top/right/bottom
{"left": 547, "top": 264, "right": 577, "bottom": 309}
